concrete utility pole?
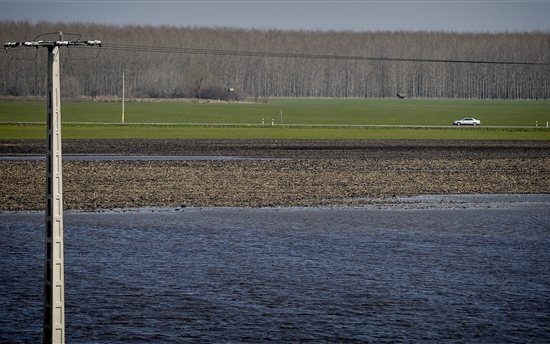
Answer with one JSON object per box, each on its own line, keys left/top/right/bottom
{"left": 122, "top": 71, "right": 125, "bottom": 124}
{"left": 4, "top": 33, "right": 101, "bottom": 344}
{"left": 45, "top": 35, "right": 64, "bottom": 344}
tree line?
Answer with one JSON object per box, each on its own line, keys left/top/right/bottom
{"left": 1, "top": 21, "right": 549, "bottom": 100}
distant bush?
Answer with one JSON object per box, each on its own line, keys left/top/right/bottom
{"left": 198, "top": 85, "right": 247, "bottom": 101}
{"left": 6, "top": 84, "right": 23, "bottom": 97}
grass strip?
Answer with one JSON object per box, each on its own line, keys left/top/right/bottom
{"left": 1, "top": 123, "right": 548, "bottom": 140}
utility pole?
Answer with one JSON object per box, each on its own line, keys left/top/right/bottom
{"left": 5, "top": 33, "right": 101, "bottom": 344}
{"left": 45, "top": 34, "right": 64, "bottom": 344}
{"left": 122, "top": 71, "right": 125, "bottom": 124}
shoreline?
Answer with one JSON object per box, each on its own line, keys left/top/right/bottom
{"left": 3, "top": 194, "right": 550, "bottom": 214}
{"left": 1, "top": 139, "right": 549, "bottom": 211}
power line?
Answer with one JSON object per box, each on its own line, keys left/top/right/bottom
{"left": 100, "top": 42, "right": 550, "bottom": 66}
{"left": 6, "top": 41, "right": 548, "bottom": 66}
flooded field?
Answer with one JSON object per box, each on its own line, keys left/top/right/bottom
{"left": 1, "top": 196, "right": 549, "bottom": 343}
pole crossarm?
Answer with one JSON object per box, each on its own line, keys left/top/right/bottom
{"left": 4, "top": 39, "right": 101, "bottom": 49}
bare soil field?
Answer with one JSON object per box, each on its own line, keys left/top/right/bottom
{"left": 1, "top": 139, "right": 549, "bottom": 211}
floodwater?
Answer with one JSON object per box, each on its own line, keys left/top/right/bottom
{"left": 1, "top": 195, "right": 550, "bottom": 343}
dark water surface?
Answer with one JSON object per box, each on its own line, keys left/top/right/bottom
{"left": 1, "top": 197, "right": 550, "bottom": 343}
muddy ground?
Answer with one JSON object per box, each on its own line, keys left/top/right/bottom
{"left": 1, "top": 139, "right": 549, "bottom": 211}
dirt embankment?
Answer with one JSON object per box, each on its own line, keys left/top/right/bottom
{"left": 1, "top": 139, "right": 549, "bottom": 211}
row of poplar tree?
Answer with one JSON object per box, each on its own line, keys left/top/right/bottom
{"left": 1, "top": 21, "right": 549, "bottom": 100}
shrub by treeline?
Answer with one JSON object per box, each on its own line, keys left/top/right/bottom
{"left": 1, "top": 21, "right": 549, "bottom": 100}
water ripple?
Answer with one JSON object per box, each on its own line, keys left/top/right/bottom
{"left": 1, "top": 203, "right": 549, "bottom": 342}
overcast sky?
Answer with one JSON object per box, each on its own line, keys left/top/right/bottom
{"left": 1, "top": 0, "right": 549, "bottom": 33}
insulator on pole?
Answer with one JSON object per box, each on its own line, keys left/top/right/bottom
{"left": 86, "top": 40, "right": 102, "bottom": 46}
{"left": 4, "top": 42, "right": 20, "bottom": 48}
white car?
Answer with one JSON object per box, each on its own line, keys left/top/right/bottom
{"left": 453, "top": 118, "right": 481, "bottom": 126}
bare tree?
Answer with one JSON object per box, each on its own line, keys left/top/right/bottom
{"left": 1, "top": 21, "right": 548, "bottom": 99}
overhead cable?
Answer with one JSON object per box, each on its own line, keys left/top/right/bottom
{"left": 100, "top": 43, "right": 550, "bottom": 66}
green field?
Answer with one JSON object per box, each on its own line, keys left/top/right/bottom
{"left": 1, "top": 98, "right": 549, "bottom": 140}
